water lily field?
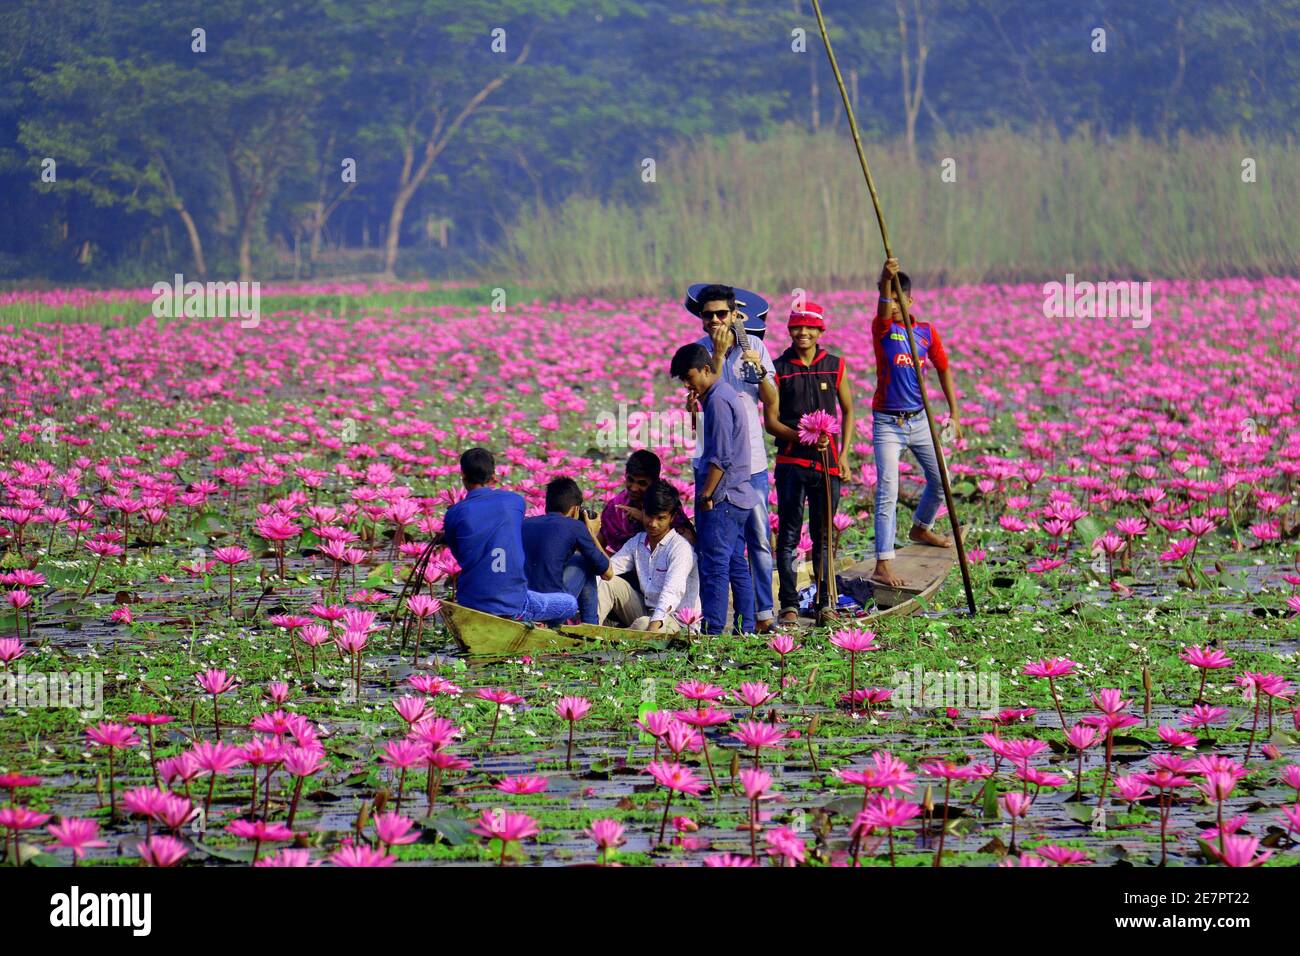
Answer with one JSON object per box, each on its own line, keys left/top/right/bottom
{"left": 1, "top": 277, "right": 1298, "bottom": 869}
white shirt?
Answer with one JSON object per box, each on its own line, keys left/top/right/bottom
{"left": 695, "top": 333, "right": 774, "bottom": 476}
{"left": 607, "top": 528, "right": 700, "bottom": 623}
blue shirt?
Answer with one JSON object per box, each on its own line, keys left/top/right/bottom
{"left": 442, "top": 486, "right": 529, "bottom": 617}
{"left": 696, "top": 379, "right": 759, "bottom": 510}
{"left": 522, "top": 513, "right": 610, "bottom": 593}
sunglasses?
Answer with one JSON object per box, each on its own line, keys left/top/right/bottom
{"left": 700, "top": 309, "right": 731, "bottom": 320}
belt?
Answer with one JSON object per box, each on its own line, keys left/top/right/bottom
{"left": 884, "top": 409, "right": 924, "bottom": 423}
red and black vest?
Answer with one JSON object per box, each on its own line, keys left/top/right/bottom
{"left": 773, "top": 347, "right": 845, "bottom": 475}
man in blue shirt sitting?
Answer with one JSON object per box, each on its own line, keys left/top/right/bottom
{"left": 671, "top": 343, "right": 757, "bottom": 635}
{"left": 522, "top": 477, "right": 610, "bottom": 625}
{"left": 442, "top": 448, "right": 577, "bottom": 623}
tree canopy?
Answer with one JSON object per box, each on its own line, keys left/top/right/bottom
{"left": 2, "top": 0, "right": 1297, "bottom": 283}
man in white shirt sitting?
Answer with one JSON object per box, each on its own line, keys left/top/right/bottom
{"left": 597, "top": 480, "right": 700, "bottom": 631}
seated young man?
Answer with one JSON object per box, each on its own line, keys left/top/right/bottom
{"left": 598, "top": 449, "right": 694, "bottom": 555}
{"left": 442, "top": 447, "right": 577, "bottom": 623}
{"left": 597, "top": 480, "right": 700, "bottom": 631}
{"left": 522, "top": 477, "right": 610, "bottom": 625}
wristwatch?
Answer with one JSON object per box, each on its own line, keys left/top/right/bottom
{"left": 700, "top": 493, "right": 715, "bottom": 510}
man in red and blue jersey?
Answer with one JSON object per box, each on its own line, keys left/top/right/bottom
{"left": 870, "top": 258, "right": 962, "bottom": 589}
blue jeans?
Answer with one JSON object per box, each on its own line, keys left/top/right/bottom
{"left": 697, "top": 499, "right": 755, "bottom": 634}
{"left": 695, "top": 466, "right": 773, "bottom": 624}
{"left": 516, "top": 589, "right": 578, "bottom": 625}
{"left": 774, "top": 463, "right": 841, "bottom": 612}
{"left": 873, "top": 410, "right": 943, "bottom": 559}
{"left": 562, "top": 557, "right": 599, "bottom": 625}
{"left": 745, "top": 470, "right": 775, "bottom": 622}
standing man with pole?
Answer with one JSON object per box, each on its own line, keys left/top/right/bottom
{"left": 808, "top": 0, "right": 977, "bottom": 616}
{"left": 869, "top": 258, "right": 962, "bottom": 588}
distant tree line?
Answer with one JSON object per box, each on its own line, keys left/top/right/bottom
{"left": 1, "top": 0, "right": 1296, "bottom": 284}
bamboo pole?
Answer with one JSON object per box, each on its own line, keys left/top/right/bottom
{"left": 809, "top": 0, "right": 977, "bottom": 616}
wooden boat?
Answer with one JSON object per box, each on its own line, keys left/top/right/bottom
{"left": 439, "top": 600, "right": 677, "bottom": 657}
{"left": 439, "top": 542, "right": 958, "bottom": 656}
{"left": 838, "top": 542, "right": 957, "bottom": 612}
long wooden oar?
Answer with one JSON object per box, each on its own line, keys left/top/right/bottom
{"left": 809, "top": 0, "right": 977, "bottom": 616}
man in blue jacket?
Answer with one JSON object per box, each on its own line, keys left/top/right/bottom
{"left": 442, "top": 448, "right": 577, "bottom": 623}
{"left": 522, "top": 476, "right": 610, "bottom": 625}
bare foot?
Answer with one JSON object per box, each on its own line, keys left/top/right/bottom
{"left": 870, "top": 560, "right": 905, "bottom": 589}
{"left": 909, "top": 525, "right": 952, "bottom": 548}
{"left": 778, "top": 608, "right": 800, "bottom": 627}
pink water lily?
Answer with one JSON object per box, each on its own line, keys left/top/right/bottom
{"left": 46, "top": 817, "right": 108, "bottom": 864}
{"left": 477, "top": 687, "right": 525, "bottom": 747}
{"left": 829, "top": 628, "right": 878, "bottom": 697}
{"left": 585, "top": 818, "right": 626, "bottom": 865}
{"left": 555, "top": 695, "right": 592, "bottom": 770}
{"left": 471, "top": 810, "right": 540, "bottom": 866}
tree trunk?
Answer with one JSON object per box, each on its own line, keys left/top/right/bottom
{"left": 153, "top": 152, "right": 207, "bottom": 278}
{"left": 176, "top": 204, "right": 207, "bottom": 278}
{"left": 383, "top": 178, "right": 417, "bottom": 278}
{"left": 310, "top": 205, "right": 324, "bottom": 261}
{"left": 896, "top": 0, "right": 928, "bottom": 165}
{"left": 238, "top": 219, "right": 254, "bottom": 281}
{"left": 380, "top": 32, "right": 534, "bottom": 276}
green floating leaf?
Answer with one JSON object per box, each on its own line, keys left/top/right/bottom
{"left": 364, "top": 562, "right": 395, "bottom": 588}
{"left": 1075, "top": 517, "right": 1107, "bottom": 546}
{"left": 1215, "top": 571, "right": 1249, "bottom": 591}
{"left": 187, "top": 512, "right": 227, "bottom": 538}
{"left": 820, "top": 796, "right": 864, "bottom": 818}
{"left": 34, "top": 563, "right": 83, "bottom": 589}
{"left": 421, "top": 814, "right": 474, "bottom": 846}
{"left": 1064, "top": 802, "right": 1097, "bottom": 825}
{"left": 193, "top": 842, "right": 256, "bottom": 863}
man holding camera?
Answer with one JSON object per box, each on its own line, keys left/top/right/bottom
{"left": 689, "top": 283, "right": 778, "bottom": 633}
{"left": 522, "top": 476, "right": 610, "bottom": 625}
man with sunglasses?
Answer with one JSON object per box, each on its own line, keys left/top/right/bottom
{"left": 690, "top": 284, "right": 778, "bottom": 633}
